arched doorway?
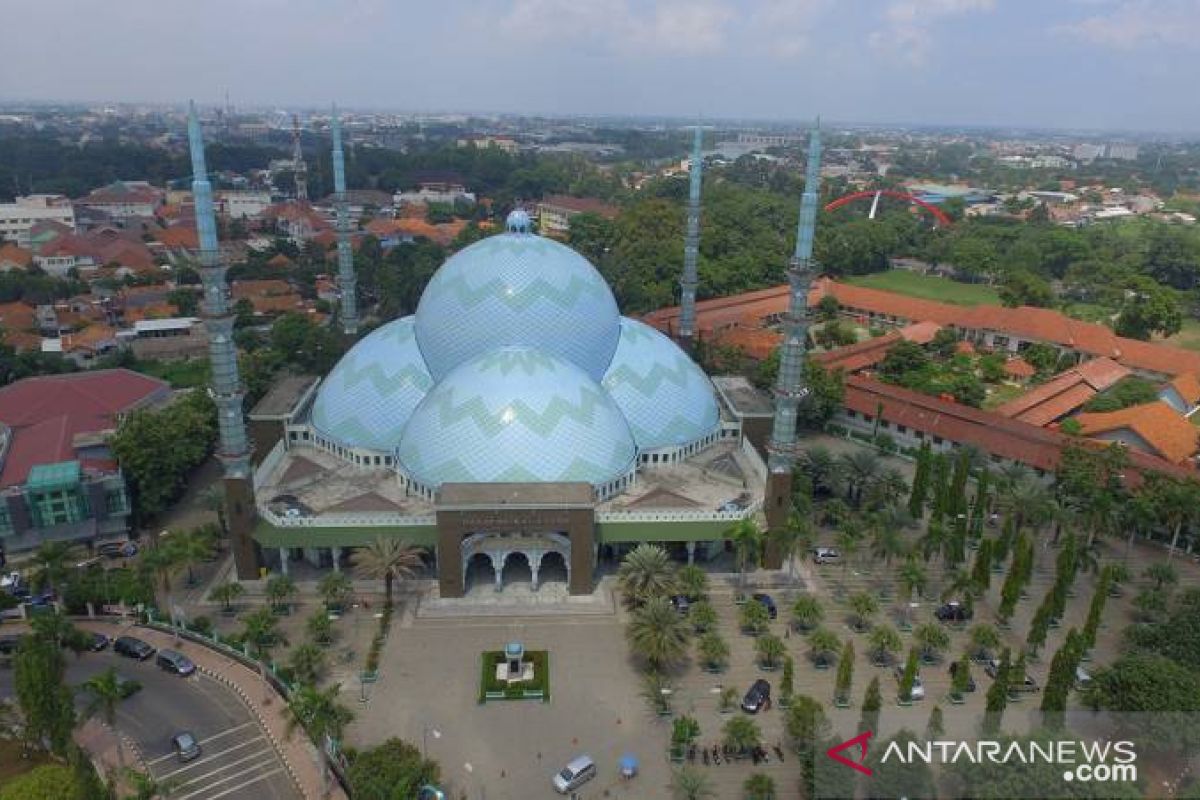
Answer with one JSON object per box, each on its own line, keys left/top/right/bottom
{"left": 501, "top": 552, "right": 532, "bottom": 589}
{"left": 464, "top": 552, "right": 496, "bottom": 596}
{"left": 538, "top": 551, "right": 569, "bottom": 590}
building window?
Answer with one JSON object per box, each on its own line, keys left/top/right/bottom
{"left": 933, "top": 436, "right": 943, "bottom": 445}
{"left": 896, "top": 425, "right": 907, "bottom": 434}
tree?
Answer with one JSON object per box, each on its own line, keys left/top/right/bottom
{"left": 968, "top": 623, "right": 1001, "bottom": 662}
{"left": 898, "top": 648, "right": 919, "bottom": 703}
{"left": 671, "top": 767, "right": 716, "bottom": 800}
{"left": 908, "top": 441, "right": 932, "bottom": 518}
{"left": 970, "top": 538, "right": 994, "bottom": 594}
{"left": 1114, "top": 277, "right": 1183, "bottom": 340}
{"left": 839, "top": 449, "right": 883, "bottom": 507}
{"left": 346, "top": 738, "right": 441, "bottom": 800}
{"left": 785, "top": 694, "right": 831, "bottom": 754}
{"left": 867, "top": 729, "right": 938, "bottom": 800}
{"left": 240, "top": 606, "right": 287, "bottom": 661}
{"left": 1081, "top": 569, "right": 1112, "bottom": 651}
{"left": 859, "top": 677, "right": 882, "bottom": 734}
{"left": 868, "top": 625, "right": 902, "bottom": 667}
{"left": 265, "top": 574, "right": 297, "bottom": 614}
{"left": 1026, "top": 593, "right": 1053, "bottom": 659}
{"left": 951, "top": 655, "right": 972, "bottom": 701}
{"left": 627, "top": 596, "right": 691, "bottom": 671}
{"left": 791, "top": 594, "right": 823, "bottom": 633}
{"left": 755, "top": 634, "right": 786, "bottom": 670}
{"left": 676, "top": 564, "right": 709, "bottom": 601}
{"left": 688, "top": 600, "right": 717, "bottom": 634}
{"left": 1041, "top": 629, "right": 1085, "bottom": 720}
{"left": 210, "top": 580, "right": 244, "bottom": 613}
{"left": 318, "top": 571, "right": 352, "bottom": 611}
{"left": 913, "top": 623, "right": 950, "bottom": 664}
{"left": 80, "top": 667, "right": 128, "bottom": 771}
{"left": 0, "top": 765, "right": 78, "bottom": 800}
{"left": 807, "top": 627, "right": 840, "bottom": 668}
{"left": 723, "top": 715, "right": 763, "bottom": 754}
{"left": 780, "top": 656, "right": 795, "bottom": 704}
{"left": 288, "top": 642, "right": 327, "bottom": 685}
{"left": 306, "top": 609, "right": 334, "bottom": 646}
{"left": 926, "top": 705, "right": 945, "bottom": 739}
{"left": 199, "top": 483, "right": 227, "bottom": 535}
{"left": 834, "top": 641, "right": 855, "bottom": 704}
{"left": 697, "top": 632, "right": 729, "bottom": 671}
{"left": 1145, "top": 562, "right": 1178, "bottom": 590}
{"left": 775, "top": 512, "right": 811, "bottom": 585}
{"left": 848, "top": 591, "right": 879, "bottom": 633}
{"left": 285, "top": 684, "right": 355, "bottom": 792}
{"left": 173, "top": 525, "right": 216, "bottom": 586}
{"left": 1085, "top": 653, "right": 1200, "bottom": 755}
{"left": 617, "top": 543, "right": 677, "bottom": 607}
{"left": 31, "top": 541, "right": 75, "bottom": 593}
{"left": 739, "top": 597, "right": 771, "bottom": 636}
{"left": 727, "top": 518, "right": 764, "bottom": 589}
{"left": 983, "top": 648, "right": 1011, "bottom": 735}
{"left": 351, "top": 537, "right": 425, "bottom": 607}
{"left": 896, "top": 559, "right": 927, "bottom": 622}
{"left": 999, "top": 270, "right": 1054, "bottom": 308}
{"left": 14, "top": 636, "right": 74, "bottom": 754}
{"left": 743, "top": 773, "right": 776, "bottom": 800}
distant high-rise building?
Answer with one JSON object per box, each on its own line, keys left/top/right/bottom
{"left": 1106, "top": 143, "right": 1139, "bottom": 161}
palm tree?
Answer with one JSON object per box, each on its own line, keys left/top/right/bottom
{"left": 697, "top": 632, "right": 730, "bottom": 672}
{"left": 285, "top": 683, "right": 354, "bottom": 794}
{"left": 776, "top": 512, "right": 813, "bottom": 585}
{"left": 723, "top": 715, "right": 763, "bottom": 754}
{"left": 174, "top": 526, "right": 216, "bottom": 586}
{"left": 676, "top": 564, "right": 709, "bottom": 601}
{"left": 968, "top": 623, "right": 1001, "bottom": 663}
{"left": 672, "top": 767, "right": 716, "bottom": 800}
{"left": 265, "top": 574, "right": 297, "bottom": 614}
{"left": 642, "top": 671, "right": 673, "bottom": 714}
{"left": 744, "top": 773, "right": 776, "bottom": 800}
{"left": 318, "top": 571, "right": 352, "bottom": 612}
{"left": 351, "top": 537, "right": 425, "bottom": 607}
{"left": 868, "top": 625, "right": 902, "bottom": 666}
{"left": 840, "top": 449, "right": 882, "bottom": 506}
{"left": 799, "top": 446, "right": 840, "bottom": 496}
{"left": 627, "top": 596, "right": 691, "bottom": 671}
{"left": 755, "top": 634, "right": 786, "bottom": 670}
{"left": 209, "top": 580, "right": 244, "bottom": 613}
{"left": 807, "top": 627, "right": 840, "bottom": 668}
{"left": 617, "top": 544, "right": 677, "bottom": 607}
{"left": 306, "top": 609, "right": 334, "bottom": 646}
{"left": 870, "top": 523, "right": 909, "bottom": 568}
{"left": 81, "top": 668, "right": 127, "bottom": 770}
{"left": 1144, "top": 563, "right": 1178, "bottom": 590}
{"left": 241, "top": 606, "right": 287, "bottom": 661}
{"left": 868, "top": 468, "right": 910, "bottom": 510}
{"left": 287, "top": 642, "right": 327, "bottom": 685}
{"left": 688, "top": 601, "right": 717, "bottom": 634}
{"left": 727, "top": 518, "right": 764, "bottom": 590}
{"left": 141, "top": 540, "right": 181, "bottom": 594}
{"left": 740, "top": 597, "right": 771, "bottom": 635}
{"left": 848, "top": 591, "right": 879, "bottom": 633}
{"left": 32, "top": 541, "right": 75, "bottom": 592}
{"left": 200, "top": 483, "right": 227, "bottom": 536}
{"left": 896, "top": 559, "right": 927, "bottom": 627}
{"left": 914, "top": 623, "right": 950, "bottom": 664}
{"left": 791, "top": 595, "right": 823, "bottom": 633}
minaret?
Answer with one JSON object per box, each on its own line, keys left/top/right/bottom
{"left": 764, "top": 120, "right": 822, "bottom": 565}
{"left": 678, "top": 126, "right": 704, "bottom": 349}
{"left": 291, "top": 114, "right": 308, "bottom": 202}
{"left": 331, "top": 106, "right": 358, "bottom": 335}
{"left": 188, "top": 102, "right": 262, "bottom": 580}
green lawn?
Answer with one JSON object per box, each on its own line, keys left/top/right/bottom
{"left": 843, "top": 271, "right": 1001, "bottom": 306}
{"left": 1162, "top": 318, "right": 1200, "bottom": 353}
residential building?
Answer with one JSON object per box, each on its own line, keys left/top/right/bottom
{"left": 0, "top": 195, "right": 75, "bottom": 247}
{"left": 123, "top": 317, "right": 208, "bottom": 360}
{"left": 219, "top": 190, "right": 272, "bottom": 219}
{"left": 457, "top": 136, "right": 519, "bottom": 153}
{"left": 536, "top": 195, "right": 620, "bottom": 237}
{"left": 1076, "top": 402, "right": 1197, "bottom": 464}
{"left": 0, "top": 243, "right": 32, "bottom": 272}
{"left": 392, "top": 173, "right": 476, "bottom": 206}
{"left": 0, "top": 370, "right": 171, "bottom": 553}
{"left": 76, "top": 181, "right": 165, "bottom": 220}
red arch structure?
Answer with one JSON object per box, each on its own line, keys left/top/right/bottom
{"left": 824, "top": 190, "right": 954, "bottom": 227}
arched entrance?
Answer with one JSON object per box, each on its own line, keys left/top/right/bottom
{"left": 464, "top": 552, "right": 496, "bottom": 594}
{"left": 538, "top": 551, "right": 569, "bottom": 590}
{"left": 501, "top": 552, "right": 532, "bottom": 588}
{"left": 460, "top": 532, "right": 572, "bottom": 594}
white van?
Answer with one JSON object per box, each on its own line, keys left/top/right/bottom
{"left": 552, "top": 755, "right": 596, "bottom": 794}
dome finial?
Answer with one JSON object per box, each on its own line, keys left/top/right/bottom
{"left": 506, "top": 207, "right": 532, "bottom": 234}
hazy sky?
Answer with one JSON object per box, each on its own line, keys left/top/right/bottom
{"left": 5, "top": 0, "right": 1200, "bottom": 132}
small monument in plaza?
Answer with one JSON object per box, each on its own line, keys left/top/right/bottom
{"left": 498, "top": 641, "right": 534, "bottom": 684}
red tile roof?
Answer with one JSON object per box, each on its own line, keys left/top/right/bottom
{"left": 995, "top": 357, "right": 1130, "bottom": 427}
{"left": 1168, "top": 372, "right": 1200, "bottom": 406}
{"left": 0, "top": 369, "right": 169, "bottom": 486}
{"left": 0, "top": 243, "right": 32, "bottom": 269}
{"left": 153, "top": 226, "right": 198, "bottom": 249}
{"left": 539, "top": 195, "right": 620, "bottom": 219}
{"left": 813, "top": 331, "right": 901, "bottom": 372}
{"left": 1076, "top": 401, "right": 1198, "bottom": 465}
{"left": 1003, "top": 358, "right": 1036, "bottom": 379}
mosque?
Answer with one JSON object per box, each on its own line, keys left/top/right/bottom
{"left": 190, "top": 109, "right": 821, "bottom": 597}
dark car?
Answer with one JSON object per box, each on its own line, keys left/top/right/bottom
{"left": 172, "top": 731, "right": 201, "bottom": 762}
{"left": 97, "top": 540, "right": 138, "bottom": 559}
{"left": 0, "top": 634, "right": 23, "bottom": 655}
{"left": 88, "top": 632, "right": 109, "bottom": 652}
{"left": 751, "top": 593, "right": 778, "bottom": 620}
{"left": 741, "top": 679, "right": 772, "bottom": 713}
{"left": 113, "top": 636, "right": 154, "bottom": 660}
{"left": 935, "top": 601, "right": 972, "bottom": 622}
{"left": 670, "top": 595, "right": 690, "bottom": 615}
{"left": 156, "top": 649, "right": 196, "bottom": 676}
{"left": 949, "top": 660, "right": 977, "bottom": 692}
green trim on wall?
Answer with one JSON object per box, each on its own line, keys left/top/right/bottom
{"left": 253, "top": 519, "right": 439, "bottom": 548}
{"left": 595, "top": 519, "right": 731, "bottom": 543}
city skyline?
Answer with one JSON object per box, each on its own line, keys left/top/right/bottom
{"left": 4, "top": 0, "right": 1200, "bottom": 134}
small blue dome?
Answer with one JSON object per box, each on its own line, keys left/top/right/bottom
{"left": 310, "top": 317, "right": 433, "bottom": 451}
{"left": 396, "top": 347, "right": 636, "bottom": 489}
{"left": 506, "top": 208, "right": 531, "bottom": 233}
{"left": 602, "top": 318, "right": 721, "bottom": 450}
{"left": 414, "top": 233, "right": 621, "bottom": 381}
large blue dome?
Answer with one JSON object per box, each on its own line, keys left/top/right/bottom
{"left": 414, "top": 233, "right": 621, "bottom": 381}
{"left": 602, "top": 318, "right": 721, "bottom": 450}
{"left": 310, "top": 316, "right": 433, "bottom": 452}
{"left": 396, "top": 347, "right": 636, "bottom": 488}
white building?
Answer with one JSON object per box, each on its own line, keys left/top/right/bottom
{"left": 0, "top": 195, "right": 75, "bottom": 247}
{"left": 219, "top": 190, "right": 272, "bottom": 219}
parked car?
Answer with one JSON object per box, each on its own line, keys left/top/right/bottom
{"left": 156, "top": 649, "right": 196, "bottom": 676}
{"left": 97, "top": 540, "right": 138, "bottom": 559}
{"left": 1010, "top": 673, "right": 1041, "bottom": 693}
{"left": 172, "top": 731, "right": 201, "bottom": 762}
{"left": 88, "top": 632, "right": 110, "bottom": 652}
{"left": 949, "top": 660, "right": 976, "bottom": 692}
{"left": 741, "top": 679, "right": 772, "bottom": 713}
{"left": 751, "top": 593, "right": 778, "bottom": 620}
{"left": 935, "top": 601, "right": 972, "bottom": 622}
{"left": 0, "top": 572, "right": 21, "bottom": 592}
{"left": 0, "top": 634, "right": 23, "bottom": 655}
{"left": 669, "top": 595, "right": 690, "bottom": 615}
{"left": 552, "top": 755, "right": 596, "bottom": 794}
{"left": 894, "top": 667, "right": 925, "bottom": 700}
{"left": 813, "top": 547, "right": 841, "bottom": 565}
{"left": 114, "top": 636, "right": 155, "bottom": 661}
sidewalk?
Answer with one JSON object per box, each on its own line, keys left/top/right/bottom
{"left": 74, "top": 717, "right": 145, "bottom": 796}
{"left": 79, "top": 619, "right": 347, "bottom": 800}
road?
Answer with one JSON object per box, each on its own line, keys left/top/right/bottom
{"left": 0, "top": 647, "right": 300, "bottom": 800}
